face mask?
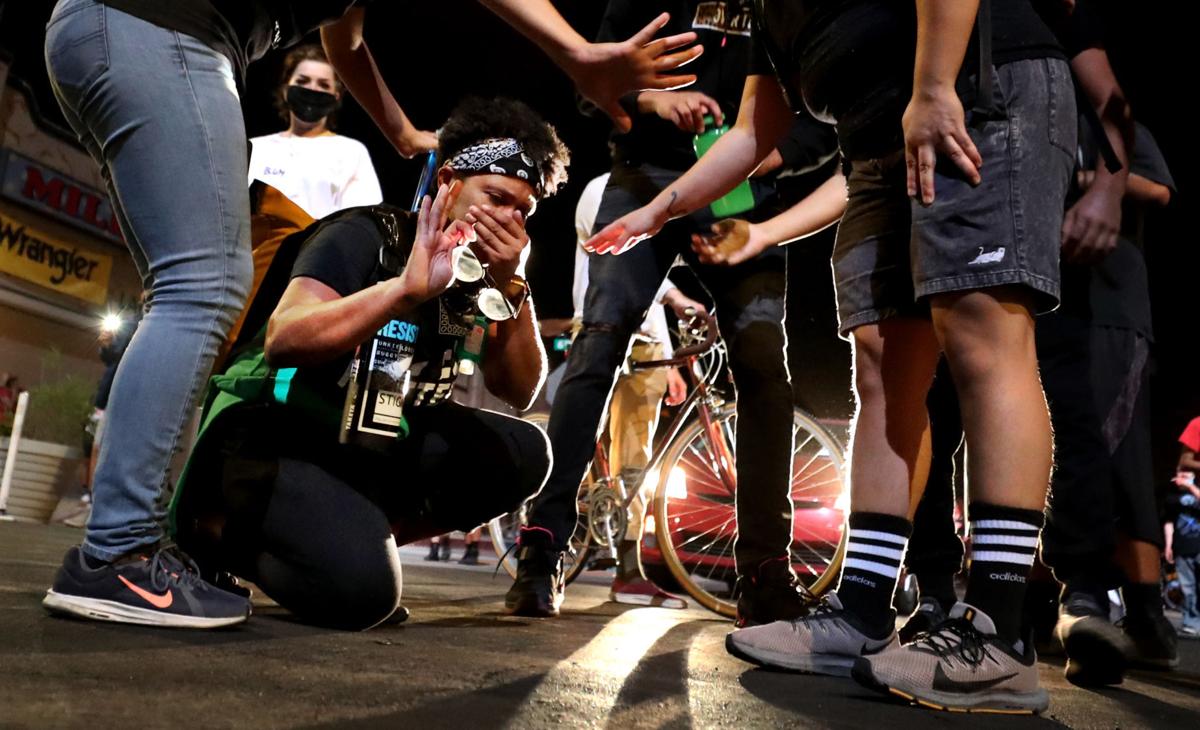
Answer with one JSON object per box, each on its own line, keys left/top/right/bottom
{"left": 286, "top": 85, "right": 340, "bottom": 123}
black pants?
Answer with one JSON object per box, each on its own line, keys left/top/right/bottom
{"left": 176, "top": 402, "right": 550, "bottom": 630}
{"left": 1038, "top": 313, "right": 1161, "bottom": 587}
{"left": 527, "top": 161, "right": 795, "bottom": 574}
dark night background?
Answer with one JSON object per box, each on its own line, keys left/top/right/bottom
{"left": 0, "top": 1, "right": 1192, "bottom": 480}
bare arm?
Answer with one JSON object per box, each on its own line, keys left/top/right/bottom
{"left": 586, "top": 75, "right": 794, "bottom": 254}
{"left": 1124, "top": 174, "right": 1171, "bottom": 207}
{"left": 265, "top": 277, "right": 417, "bottom": 368}
{"left": 1180, "top": 449, "right": 1200, "bottom": 474}
{"left": 478, "top": 2, "right": 702, "bottom": 132}
{"left": 692, "top": 171, "right": 847, "bottom": 266}
{"left": 483, "top": 298, "right": 547, "bottom": 411}
{"left": 267, "top": 184, "right": 467, "bottom": 367}
{"left": 321, "top": 8, "right": 436, "bottom": 158}
{"left": 1061, "top": 47, "right": 1133, "bottom": 263}
{"left": 904, "top": 0, "right": 983, "bottom": 204}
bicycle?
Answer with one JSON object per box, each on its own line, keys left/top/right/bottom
{"left": 489, "top": 312, "right": 848, "bottom": 617}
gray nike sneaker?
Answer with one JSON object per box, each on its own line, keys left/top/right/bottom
{"left": 724, "top": 591, "right": 895, "bottom": 677}
{"left": 852, "top": 602, "right": 1049, "bottom": 714}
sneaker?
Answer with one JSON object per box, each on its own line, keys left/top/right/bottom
{"left": 852, "top": 602, "right": 1048, "bottom": 714}
{"left": 425, "top": 543, "right": 441, "bottom": 561}
{"left": 725, "top": 591, "right": 894, "bottom": 676}
{"left": 43, "top": 544, "right": 250, "bottom": 629}
{"left": 899, "top": 597, "right": 948, "bottom": 644}
{"left": 734, "top": 558, "right": 817, "bottom": 628}
{"left": 610, "top": 576, "right": 687, "bottom": 609}
{"left": 1119, "top": 614, "right": 1179, "bottom": 670}
{"left": 504, "top": 528, "right": 565, "bottom": 618}
{"left": 1180, "top": 625, "right": 1200, "bottom": 639}
{"left": 383, "top": 605, "right": 411, "bottom": 625}
{"left": 1054, "top": 588, "right": 1131, "bottom": 686}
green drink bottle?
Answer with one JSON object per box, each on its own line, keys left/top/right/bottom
{"left": 693, "top": 115, "right": 755, "bottom": 218}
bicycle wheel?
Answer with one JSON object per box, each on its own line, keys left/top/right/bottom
{"left": 652, "top": 405, "right": 847, "bottom": 617}
{"left": 488, "top": 412, "right": 593, "bottom": 583}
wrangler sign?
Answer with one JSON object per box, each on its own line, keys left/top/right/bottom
{"left": 0, "top": 209, "right": 112, "bottom": 305}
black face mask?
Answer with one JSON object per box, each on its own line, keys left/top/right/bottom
{"left": 286, "top": 85, "right": 340, "bottom": 124}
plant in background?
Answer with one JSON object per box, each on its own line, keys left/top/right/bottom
{"left": 17, "top": 350, "right": 94, "bottom": 449}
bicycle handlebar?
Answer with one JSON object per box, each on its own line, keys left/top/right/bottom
{"left": 629, "top": 310, "right": 718, "bottom": 370}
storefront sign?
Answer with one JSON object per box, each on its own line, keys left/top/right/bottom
{"left": 0, "top": 209, "right": 112, "bottom": 305}
{"left": 0, "top": 149, "right": 123, "bottom": 244}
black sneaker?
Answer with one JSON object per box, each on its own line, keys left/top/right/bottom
{"left": 898, "top": 597, "right": 949, "bottom": 644}
{"left": 43, "top": 544, "right": 250, "bottom": 629}
{"left": 1120, "top": 614, "right": 1179, "bottom": 670}
{"left": 425, "top": 543, "right": 441, "bottom": 561}
{"left": 734, "top": 557, "right": 816, "bottom": 628}
{"left": 1054, "top": 587, "right": 1131, "bottom": 686}
{"left": 504, "top": 528, "right": 564, "bottom": 618}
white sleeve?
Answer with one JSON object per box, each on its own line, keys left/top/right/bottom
{"left": 572, "top": 174, "right": 610, "bottom": 320}
{"left": 247, "top": 135, "right": 269, "bottom": 187}
{"left": 338, "top": 141, "right": 384, "bottom": 209}
{"left": 653, "top": 275, "right": 677, "bottom": 305}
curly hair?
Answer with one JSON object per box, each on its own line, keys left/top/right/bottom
{"left": 437, "top": 97, "right": 570, "bottom": 198}
{"left": 274, "top": 45, "right": 344, "bottom": 127}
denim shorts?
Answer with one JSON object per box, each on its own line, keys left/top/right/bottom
{"left": 832, "top": 58, "right": 1077, "bottom": 337}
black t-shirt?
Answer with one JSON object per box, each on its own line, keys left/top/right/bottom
{"left": 285, "top": 205, "right": 466, "bottom": 410}
{"left": 750, "top": 0, "right": 1065, "bottom": 160}
{"left": 1035, "top": 0, "right": 1105, "bottom": 59}
{"left": 1059, "top": 122, "right": 1176, "bottom": 338}
{"left": 600, "top": 0, "right": 838, "bottom": 175}
{"left": 99, "top": 0, "right": 367, "bottom": 85}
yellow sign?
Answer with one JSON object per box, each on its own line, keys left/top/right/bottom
{"left": 0, "top": 210, "right": 112, "bottom": 305}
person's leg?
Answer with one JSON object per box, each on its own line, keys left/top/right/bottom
{"left": 379, "top": 403, "right": 552, "bottom": 544}
{"left": 726, "top": 317, "right": 941, "bottom": 670}
{"left": 41, "top": 0, "right": 252, "bottom": 627}
{"left": 899, "top": 357, "right": 966, "bottom": 641}
{"left": 1178, "top": 554, "right": 1200, "bottom": 633}
{"left": 45, "top": 1, "right": 253, "bottom": 562}
{"left": 852, "top": 58, "right": 1074, "bottom": 714}
{"left": 249, "top": 459, "right": 402, "bottom": 631}
{"left": 509, "top": 166, "right": 681, "bottom": 616}
{"left": 932, "top": 288, "right": 1049, "bottom": 643}
{"left": 693, "top": 246, "right": 797, "bottom": 575}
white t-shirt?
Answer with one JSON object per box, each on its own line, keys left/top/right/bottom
{"left": 573, "top": 173, "right": 675, "bottom": 356}
{"left": 248, "top": 132, "right": 383, "bottom": 219}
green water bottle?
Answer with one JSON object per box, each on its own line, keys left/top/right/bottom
{"left": 693, "top": 115, "right": 755, "bottom": 218}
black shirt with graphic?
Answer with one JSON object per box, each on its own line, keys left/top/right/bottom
{"left": 285, "top": 205, "right": 465, "bottom": 410}
{"left": 749, "top": 0, "right": 1065, "bottom": 160}
{"left": 599, "top": 0, "right": 838, "bottom": 174}
{"left": 99, "top": 0, "right": 369, "bottom": 84}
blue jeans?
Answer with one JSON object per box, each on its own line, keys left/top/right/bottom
{"left": 45, "top": 0, "right": 253, "bottom": 561}
{"left": 1178, "top": 552, "right": 1200, "bottom": 631}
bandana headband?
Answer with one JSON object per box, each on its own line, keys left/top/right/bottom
{"left": 446, "top": 138, "right": 543, "bottom": 197}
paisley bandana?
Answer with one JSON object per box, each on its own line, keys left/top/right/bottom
{"left": 446, "top": 137, "right": 543, "bottom": 197}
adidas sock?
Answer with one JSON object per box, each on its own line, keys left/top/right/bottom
{"left": 1122, "top": 582, "right": 1165, "bottom": 623}
{"left": 916, "top": 571, "right": 958, "bottom": 612}
{"left": 965, "top": 503, "right": 1044, "bottom": 644}
{"left": 836, "top": 512, "right": 912, "bottom": 634}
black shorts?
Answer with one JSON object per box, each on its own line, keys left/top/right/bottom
{"left": 832, "top": 59, "right": 1077, "bottom": 337}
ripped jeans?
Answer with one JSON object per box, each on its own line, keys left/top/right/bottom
{"left": 526, "top": 162, "right": 794, "bottom": 574}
